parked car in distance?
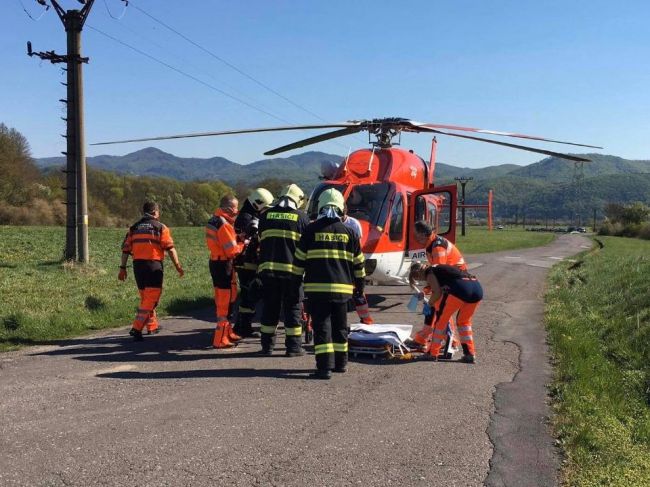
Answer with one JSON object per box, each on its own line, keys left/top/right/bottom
{"left": 496, "top": 225, "right": 504, "bottom": 230}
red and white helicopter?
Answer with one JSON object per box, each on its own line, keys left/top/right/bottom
{"left": 94, "top": 117, "right": 600, "bottom": 284}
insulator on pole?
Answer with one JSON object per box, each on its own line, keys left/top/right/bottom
{"left": 59, "top": 98, "right": 68, "bottom": 104}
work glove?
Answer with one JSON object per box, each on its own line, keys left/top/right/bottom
{"left": 118, "top": 267, "right": 127, "bottom": 281}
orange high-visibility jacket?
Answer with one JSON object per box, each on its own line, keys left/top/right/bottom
{"left": 122, "top": 215, "right": 174, "bottom": 261}
{"left": 425, "top": 234, "right": 467, "bottom": 271}
{"left": 206, "top": 209, "right": 243, "bottom": 260}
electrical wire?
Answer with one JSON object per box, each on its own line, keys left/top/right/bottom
{"left": 130, "top": 2, "right": 328, "bottom": 123}
{"left": 87, "top": 25, "right": 294, "bottom": 124}
{"left": 103, "top": 0, "right": 128, "bottom": 20}
{"left": 17, "top": 0, "right": 49, "bottom": 21}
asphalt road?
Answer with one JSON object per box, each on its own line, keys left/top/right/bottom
{"left": 0, "top": 234, "right": 591, "bottom": 486}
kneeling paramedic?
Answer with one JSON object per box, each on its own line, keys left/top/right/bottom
{"left": 257, "top": 184, "right": 310, "bottom": 356}
{"left": 206, "top": 195, "right": 244, "bottom": 348}
{"left": 411, "top": 220, "right": 468, "bottom": 348}
{"left": 292, "top": 188, "right": 365, "bottom": 379}
{"left": 410, "top": 263, "right": 482, "bottom": 363}
{"left": 119, "top": 201, "right": 184, "bottom": 341}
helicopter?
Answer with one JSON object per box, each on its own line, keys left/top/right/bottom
{"left": 93, "top": 117, "right": 601, "bottom": 284}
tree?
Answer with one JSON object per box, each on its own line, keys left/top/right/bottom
{"left": 0, "top": 123, "right": 41, "bottom": 205}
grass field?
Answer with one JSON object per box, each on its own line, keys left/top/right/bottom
{"left": 0, "top": 226, "right": 213, "bottom": 351}
{"left": 545, "top": 236, "right": 650, "bottom": 486}
{"left": 0, "top": 224, "right": 555, "bottom": 351}
{"left": 456, "top": 225, "right": 555, "bottom": 254}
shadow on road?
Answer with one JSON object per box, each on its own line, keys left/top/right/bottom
{"left": 97, "top": 367, "right": 314, "bottom": 380}
{"left": 28, "top": 327, "right": 272, "bottom": 363}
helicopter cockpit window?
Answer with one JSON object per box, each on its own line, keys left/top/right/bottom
{"left": 307, "top": 183, "right": 348, "bottom": 219}
{"left": 414, "top": 191, "right": 452, "bottom": 236}
{"left": 388, "top": 194, "right": 404, "bottom": 241}
{"left": 346, "top": 183, "right": 391, "bottom": 227}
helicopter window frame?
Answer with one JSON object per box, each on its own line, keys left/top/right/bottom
{"left": 345, "top": 182, "right": 392, "bottom": 228}
{"left": 388, "top": 193, "right": 405, "bottom": 242}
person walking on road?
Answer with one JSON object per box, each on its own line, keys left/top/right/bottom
{"left": 233, "top": 188, "right": 274, "bottom": 338}
{"left": 409, "top": 262, "right": 482, "bottom": 363}
{"left": 257, "top": 184, "right": 310, "bottom": 356}
{"left": 206, "top": 194, "right": 244, "bottom": 348}
{"left": 411, "top": 220, "right": 468, "bottom": 348}
{"left": 119, "top": 201, "right": 184, "bottom": 341}
{"left": 292, "top": 189, "right": 365, "bottom": 379}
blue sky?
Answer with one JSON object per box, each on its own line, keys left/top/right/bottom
{"left": 1, "top": 0, "right": 649, "bottom": 167}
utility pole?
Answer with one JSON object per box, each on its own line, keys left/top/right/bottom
{"left": 455, "top": 176, "right": 473, "bottom": 236}
{"left": 27, "top": 0, "right": 94, "bottom": 263}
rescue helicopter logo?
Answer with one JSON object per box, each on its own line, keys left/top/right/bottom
{"left": 94, "top": 117, "right": 601, "bottom": 284}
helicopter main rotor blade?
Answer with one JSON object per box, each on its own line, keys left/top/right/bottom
{"left": 419, "top": 127, "right": 592, "bottom": 162}
{"left": 264, "top": 127, "right": 364, "bottom": 155}
{"left": 409, "top": 121, "right": 602, "bottom": 149}
{"left": 91, "top": 123, "right": 360, "bottom": 146}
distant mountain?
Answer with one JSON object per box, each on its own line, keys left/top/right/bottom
{"left": 37, "top": 149, "right": 649, "bottom": 219}
{"left": 37, "top": 147, "right": 342, "bottom": 191}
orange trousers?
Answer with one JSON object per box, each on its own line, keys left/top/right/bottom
{"left": 429, "top": 294, "right": 479, "bottom": 356}
{"left": 132, "top": 287, "right": 162, "bottom": 332}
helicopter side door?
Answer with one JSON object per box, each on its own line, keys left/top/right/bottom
{"left": 406, "top": 185, "right": 458, "bottom": 262}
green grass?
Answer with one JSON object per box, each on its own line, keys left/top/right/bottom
{"left": 455, "top": 225, "right": 555, "bottom": 254}
{"left": 0, "top": 226, "right": 212, "bottom": 351}
{"left": 545, "top": 236, "right": 650, "bottom": 486}
{"left": 0, "top": 224, "right": 558, "bottom": 351}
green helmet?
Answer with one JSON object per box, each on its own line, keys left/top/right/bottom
{"left": 248, "top": 187, "right": 274, "bottom": 211}
{"left": 281, "top": 184, "right": 305, "bottom": 207}
{"left": 318, "top": 188, "right": 345, "bottom": 213}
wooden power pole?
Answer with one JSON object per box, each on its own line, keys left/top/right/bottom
{"left": 27, "top": 0, "right": 94, "bottom": 263}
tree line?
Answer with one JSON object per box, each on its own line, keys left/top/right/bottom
{"left": 0, "top": 123, "right": 234, "bottom": 227}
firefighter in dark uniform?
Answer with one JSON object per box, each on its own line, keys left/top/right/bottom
{"left": 257, "top": 183, "right": 310, "bottom": 356}
{"left": 292, "top": 189, "right": 365, "bottom": 379}
{"left": 119, "top": 201, "right": 184, "bottom": 341}
{"left": 233, "top": 188, "right": 274, "bottom": 338}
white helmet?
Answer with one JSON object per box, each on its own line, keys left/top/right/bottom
{"left": 280, "top": 184, "right": 305, "bottom": 207}
{"left": 248, "top": 188, "right": 274, "bottom": 212}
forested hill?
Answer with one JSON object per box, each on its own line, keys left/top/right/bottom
{"left": 37, "top": 148, "right": 343, "bottom": 190}
{"left": 36, "top": 148, "right": 650, "bottom": 220}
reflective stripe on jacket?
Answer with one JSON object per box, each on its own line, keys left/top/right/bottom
{"left": 258, "top": 205, "right": 309, "bottom": 279}
{"left": 293, "top": 217, "right": 365, "bottom": 302}
{"left": 206, "top": 209, "right": 243, "bottom": 261}
{"left": 425, "top": 235, "right": 467, "bottom": 271}
{"left": 122, "top": 215, "right": 174, "bottom": 261}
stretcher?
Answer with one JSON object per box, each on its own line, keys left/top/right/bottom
{"left": 348, "top": 323, "right": 457, "bottom": 360}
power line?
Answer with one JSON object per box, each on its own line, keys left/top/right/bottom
{"left": 87, "top": 25, "right": 293, "bottom": 124}
{"left": 130, "top": 2, "right": 328, "bottom": 123}
{"left": 17, "top": 0, "right": 49, "bottom": 21}
{"left": 102, "top": 0, "right": 128, "bottom": 20}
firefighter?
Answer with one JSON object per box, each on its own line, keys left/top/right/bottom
{"left": 411, "top": 220, "right": 468, "bottom": 348}
{"left": 233, "top": 188, "right": 274, "bottom": 338}
{"left": 257, "top": 183, "right": 310, "bottom": 356}
{"left": 206, "top": 194, "right": 244, "bottom": 348}
{"left": 409, "top": 262, "right": 482, "bottom": 363}
{"left": 119, "top": 201, "right": 184, "bottom": 341}
{"left": 342, "top": 204, "right": 373, "bottom": 325}
{"left": 293, "top": 188, "right": 365, "bottom": 379}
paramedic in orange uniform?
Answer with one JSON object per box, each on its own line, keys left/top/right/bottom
{"left": 119, "top": 201, "right": 184, "bottom": 341}
{"left": 206, "top": 194, "right": 245, "bottom": 348}
{"left": 411, "top": 220, "right": 468, "bottom": 347}
{"left": 410, "top": 263, "right": 482, "bottom": 363}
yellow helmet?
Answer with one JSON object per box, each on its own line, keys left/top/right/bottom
{"left": 280, "top": 184, "right": 305, "bottom": 207}
{"left": 248, "top": 187, "right": 274, "bottom": 211}
{"left": 318, "top": 188, "right": 345, "bottom": 213}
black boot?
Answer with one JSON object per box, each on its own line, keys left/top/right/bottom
{"left": 310, "top": 369, "right": 332, "bottom": 380}
{"left": 260, "top": 332, "right": 276, "bottom": 355}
